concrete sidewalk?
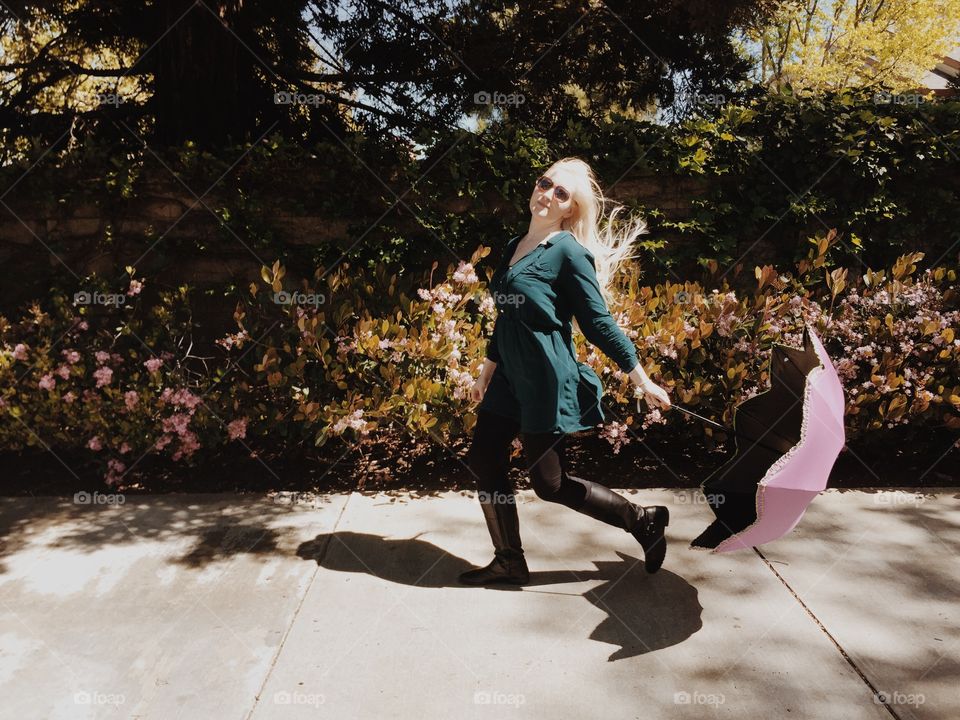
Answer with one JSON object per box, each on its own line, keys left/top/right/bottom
{"left": 0, "top": 488, "right": 955, "bottom": 719}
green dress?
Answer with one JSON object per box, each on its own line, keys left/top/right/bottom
{"left": 479, "top": 230, "right": 640, "bottom": 434}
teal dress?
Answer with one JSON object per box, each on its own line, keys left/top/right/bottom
{"left": 479, "top": 230, "right": 640, "bottom": 434}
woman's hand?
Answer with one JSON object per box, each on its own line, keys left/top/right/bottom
{"left": 470, "top": 359, "right": 497, "bottom": 404}
{"left": 636, "top": 378, "right": 671, "bottom": 411}
{"left": 627, "top": 364, "right": 671, "bottom": 411}
{"left": 470, "top": 375, "right": 491, "bottom": 403}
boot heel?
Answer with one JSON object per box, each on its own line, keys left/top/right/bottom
{"left": 637, "top": 505, "right": 669, "bottom": 574}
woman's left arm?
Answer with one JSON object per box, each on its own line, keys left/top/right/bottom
{"left": 557, "top": 245, "right": 640, "bottom": 374}
{"left": 558, "top": 245, "right": 671, "bottom": 408}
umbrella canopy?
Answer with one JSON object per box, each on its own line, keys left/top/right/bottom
{"left": 679, "top": 323, "right": 846, "bottom": 553}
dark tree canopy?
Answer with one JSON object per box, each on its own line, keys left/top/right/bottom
{"left": 0, "top": 0, "right": 785, "bottom": 150}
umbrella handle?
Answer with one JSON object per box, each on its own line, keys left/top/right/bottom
{"left": 668, "top": 403, "right": 730, "bottom": 433}
{"left": 634, "top": 396, "right": 731, "bottom": 433}
{"left": 641, "top": 400, "right": 797, "bottom": 457}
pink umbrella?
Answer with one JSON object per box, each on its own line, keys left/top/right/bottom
{"left": 669, "top": 323, "right": 846, "bottom": 553}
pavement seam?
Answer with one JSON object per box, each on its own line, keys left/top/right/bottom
{"left": 754, "top": 547, "right": 901, "bottom": 720}
{"left": 243, "top": 492, "right": 353, "bottom": 720}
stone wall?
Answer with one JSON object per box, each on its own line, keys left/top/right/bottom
{"left": 0, "top": 167, "right": 711, "bottom": 311}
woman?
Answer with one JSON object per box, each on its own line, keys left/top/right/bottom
{"left": 459, "top": 157, "right": 672, "bottom": 587}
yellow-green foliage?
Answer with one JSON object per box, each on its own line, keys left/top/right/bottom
{"left": 750, "top": 0, "right": 960, "bottom": 92}
{"left": 231, "top": 232, "right": 959, "bottom": 450}
{"left": 1, "top": 237, "right": 956, "bottom": 488}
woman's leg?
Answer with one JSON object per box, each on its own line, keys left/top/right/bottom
{"left": 520, "top": 431, "right": 670, "bottom": 573}
{"left": 458, "top": 409, "right": 529, "bottom": 586}
{"left": 468, "top": 408, "right": 520, "bottom": 502}
{"left": 519, "top": 432, "right": 587, "bottom": 509}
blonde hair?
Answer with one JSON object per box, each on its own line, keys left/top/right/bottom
{"left": 548, "top": 156, "right": 648, "bottom": 306}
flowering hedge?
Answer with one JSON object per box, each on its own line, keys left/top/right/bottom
{"left": 0, "top": 270, "right": 252, "bottom": 484}
{"left": 1, "top": 235, "right": 958, "bottom": 488}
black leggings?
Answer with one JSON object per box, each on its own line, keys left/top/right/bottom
{"left": 467, "top": 408, "right": 589, "bottom": 509}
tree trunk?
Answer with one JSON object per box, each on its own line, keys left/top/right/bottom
{"left": 152, "top": 0, "right": 270, "bottom": 147}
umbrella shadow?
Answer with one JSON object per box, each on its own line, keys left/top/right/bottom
{"left": 296, "top": 532, "right": 703, "bottom": 662}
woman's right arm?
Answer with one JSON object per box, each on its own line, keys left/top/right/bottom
{"left": 471, "top": 358, "right": 497, "bottom": 403}
{"left": 481, "top": 318, "right": 499, "bottom": 381}
{"left": 480, "top": 357, "right": 497, "bottom": 378}
{"left": 485, "top": 314, "right": 501, "bottom": 365}
{"left": 470, "top": 319, "right": 499, "bottom": 403}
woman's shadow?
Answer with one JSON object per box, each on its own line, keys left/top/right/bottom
{"left": 297, "top": 532, "right": 702, "bottom": 662}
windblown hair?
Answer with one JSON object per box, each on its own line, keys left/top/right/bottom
{"left": 549, "top": 156, "right": 648, "bottom": 307}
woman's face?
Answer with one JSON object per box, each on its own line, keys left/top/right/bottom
{"left": 529, "top": 167, "right": 576, "bottom": 224}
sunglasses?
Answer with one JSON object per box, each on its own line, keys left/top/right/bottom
{"left": 535, "top": 175, "right": 571, "bottom": 203}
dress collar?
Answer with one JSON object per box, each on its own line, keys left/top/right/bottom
{"left": 503, "top": 230, "right": 564, "bottom": 276}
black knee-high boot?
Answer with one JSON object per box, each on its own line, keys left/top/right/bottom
{"left": 458, "top": 496, "right": 530, "bottom": 586}
{"left": 573, "top": 480, "right": 669, "bottom": 573}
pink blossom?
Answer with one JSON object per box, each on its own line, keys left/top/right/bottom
{"left": 172, "top": 430, "right": 200, "bottom": 460}
{"left": 227, "top": 417, "right": 248, "bottom": 440}
{"left": 160, "top": 387, "right": 202, "bottom": 410}
{"left": 13, "top": 343, "right": 28, "bottom": 361}
{"left": 447, "top": 367, "right": 475, "bottom": 400}
{"left": 39, "top": 374, "right": 56, "bottom": 390}
{"left": 161, "top": 413, "right": 191, "bottom": 435}
{"left": 105, "top": 458, "right": 126, "bottom": 486}
{"left": 87, "top": 436, "right": 103, "bottom": 451}
{"left": 127, "top": 279, "right": 143, "bottom": 296}
{"left": 63, "top": 391, "right": 76, "bottom": 404}
{"left": 641, "top": 408, "right": 668, "bottom": 431}
{"left": 336, "top": 338, "right": 356, "bottom": 358}
{"left": 600, "top": 421, "right": 632, "bottom": 454}
{"left": 332, "top": 409, "right": 370, "bottom": 436}
{"left": 216, "top": 329, "right": 249, "bottom": 350}
{"left": 55, "top": 365, "right": 71, "bottom": 379}
{"left": 452, "top": 261, "right": 478, "bottom": 284}
{"left": 124, "top": 391, "right": 139, "bottom": 410}
{"left": 95, "top": 350, "right": 111, "bottom": 364}
{"left": 94, "top": 366, "right": 113, "bottom": 387}
{"left": 61, "top": 349, "right": 81, "bottom": 364}
{"left": 144, "top": 357, "right": 163, "bottom": 373}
